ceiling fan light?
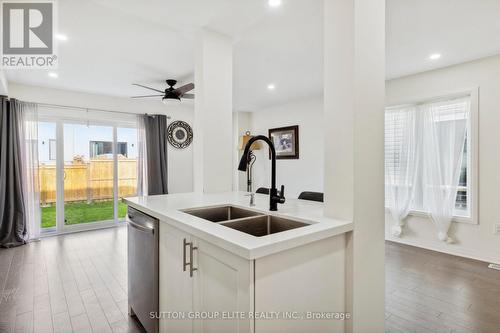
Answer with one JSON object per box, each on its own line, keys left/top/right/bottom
{"left": 162, "top": 96, "right": 181, "bottom": 105}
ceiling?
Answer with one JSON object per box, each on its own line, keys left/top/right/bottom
{"left": 5, "top": 0, "right": 500, "bottom": 111}
{"left": 386, "top": 0, "right": 500, "bottom": 79}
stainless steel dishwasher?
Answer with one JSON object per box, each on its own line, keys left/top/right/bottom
{"left": 127, "top": 206, "right": 159, "bottom": 333}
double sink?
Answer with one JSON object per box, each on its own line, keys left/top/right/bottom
{"left": 181, "top": 205, "right": 309, "bottom": 237}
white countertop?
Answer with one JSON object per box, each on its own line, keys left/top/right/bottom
{"left": 124, "top": 191, "right": 353, "bottom": 260}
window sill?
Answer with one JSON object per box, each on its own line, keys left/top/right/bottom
{"left": 385, "top": 207, "right": 476, "bottom": 224}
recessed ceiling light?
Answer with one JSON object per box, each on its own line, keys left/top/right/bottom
{"left": 268, "top": 0, "right": 282, "bottom": 8}
{"left": 55, "top": 34, "right": 68, "bottom": 41}
{"left": 429, "top": 53, "right": 441, "bottom": 60}
{"left": 267, "top": 84, "right": 276, "bottom": 90}
{"left": 48, "top": 72, "right": 58, "bottom": 78}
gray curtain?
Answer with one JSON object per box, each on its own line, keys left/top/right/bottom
{"left": 0, "top": 97, "right": 27, "bottom": 247}
{"left": 144, "top": 115, "right": 168, "bottom": 195}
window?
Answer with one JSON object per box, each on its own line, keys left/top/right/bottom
{"left": 385, "top": 107, "right": 416, "bottom": 206}
{"left": 385, "top": 94, "right": 475, "bottom": 220}
{"left": 456, "top": 135, "right": 468, "bottom": 214}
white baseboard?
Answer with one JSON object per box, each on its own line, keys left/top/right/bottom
{"left": 386, "top": 235, "right": 500, "bottom": 265}
{"left": 488, "top": 263, "right": 500, "bottom": 271}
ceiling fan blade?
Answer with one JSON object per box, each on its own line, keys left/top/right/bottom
{"left": 174, "top": 83, "right": 194, "bottom": 95}
{"left": 132, "top": 83, "right": 164, "bottom": 93}
{"left": 182, "top": 94, "right": 195, "bottom": 99}
{"left": 131, "top": 95, "right": 164, "bottom": 98}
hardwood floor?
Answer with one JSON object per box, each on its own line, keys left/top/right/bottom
{"left": 1, "top": 227, "right": 499, "bottom": 332}
{"left": 0, "top": 226, "right": 144, "bottom": 333}
{"left": 385, "top": 241, "right": 500, "bottom": 333}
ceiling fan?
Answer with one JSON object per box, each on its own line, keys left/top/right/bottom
{"left": 131, "top": 79, "right": 194, "bottom": 104}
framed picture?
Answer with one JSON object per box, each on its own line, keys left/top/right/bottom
{"left": 268, "top": 125, "right": 299, "bottom": 159}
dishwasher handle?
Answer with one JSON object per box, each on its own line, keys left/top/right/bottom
{"left": 128, "top": 220, "right": 155, "bottom": 234}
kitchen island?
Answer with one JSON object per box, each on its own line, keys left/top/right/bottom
{"left": 124, "top": 191, "right": 353, "bottom": 333}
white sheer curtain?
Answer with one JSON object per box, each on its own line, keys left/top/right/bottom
{"left": 421, "top": 98, "right": 470, "bottom": 242}
{"left": 385, "top": 106, "right": 420, "bottom": 237}
{"left": 136, "top": 114, "right": 148, "bottom": 196}
{"left": 16, "top": 100, "right": 41, "bottom": 241}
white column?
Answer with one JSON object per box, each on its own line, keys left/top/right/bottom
{"left": 193, "top": 30, "right": 233, "bottom": 193}
{"left": 324, "top": 0, "right": 385, "bottom": 332}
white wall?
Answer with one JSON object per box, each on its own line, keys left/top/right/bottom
{"left": 238, "top": 98, "right": 324, "bottom": 199}
{"left": 8, "top": 83, "right": 194, "bottom": 194}
{"left": 386, "top": 54, "right": 500, "bottom": 264}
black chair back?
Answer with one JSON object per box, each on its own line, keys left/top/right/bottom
{"left": 298, "top": 191, "right": 324, "bottom": 202}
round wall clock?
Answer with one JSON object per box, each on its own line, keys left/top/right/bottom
{"left": 167, "top": 120, "right": 193, "bottom": 149}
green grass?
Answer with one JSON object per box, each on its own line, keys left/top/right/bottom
{"left": 41, "top": 200, "right": 128, "bottom": 228}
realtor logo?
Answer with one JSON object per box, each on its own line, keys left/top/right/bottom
{"left": 1, "top": 1, "right": 57, "bottom": 68}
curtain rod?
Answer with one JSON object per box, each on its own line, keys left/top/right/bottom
{"left": 32, "top": 101, "right": 172, "bottom": 119}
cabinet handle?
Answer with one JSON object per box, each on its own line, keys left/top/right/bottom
{"left": 189, "top": 243, "right": 198, "bottom": 277}
{"left": 183, "top": 238, "right": 189, "bottom": 272}
{"left": 183, "top": 239, "right": 197, "bottom": 277}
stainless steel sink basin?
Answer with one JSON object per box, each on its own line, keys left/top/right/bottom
{"left": 182, "top": 205, "right": 263, "bottom": 222}
{"left": 220, "top": 215, "right": 309, "bottom": 237}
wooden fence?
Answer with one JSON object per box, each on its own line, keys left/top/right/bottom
{"left": 39, "top": 159, "right": 137, "bottom": 205}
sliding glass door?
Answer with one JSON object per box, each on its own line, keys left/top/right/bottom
{"left": 63, "top": 124, "right": 115, "bottom": 227}
{"left": 117, "top": 127, "right": 138, "bottom": 220}
{"left": 39, "top": 116, "right": 137, "bottom": 233}
{"left": 38, "top": 122, "right": 58, "bottom": 230}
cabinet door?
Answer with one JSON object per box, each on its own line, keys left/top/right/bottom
{"left": 192, "top": 238, "right": 253, "bottom": 333}
{"left": 159, "top": 223, "right": 194, "bottom": 333}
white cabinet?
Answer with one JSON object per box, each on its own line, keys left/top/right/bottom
{"left": 193, "top": 238, "right": 252, "bottom": 333}
{"left": 159, "top": 223, "right": 253, "bottom": 333}
{"left": 159, "top": 221, "right": 347, "bottom": 333}
{"left": 159, "top": 224, "right": 194, "bottom": 333}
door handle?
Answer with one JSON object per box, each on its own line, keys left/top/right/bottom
{"left": 183, "top": 238, "right": 197, "bottom": 277}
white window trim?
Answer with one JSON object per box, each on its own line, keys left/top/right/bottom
{"left": 385, "top": 87, "right": 479, "bottom": 225}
